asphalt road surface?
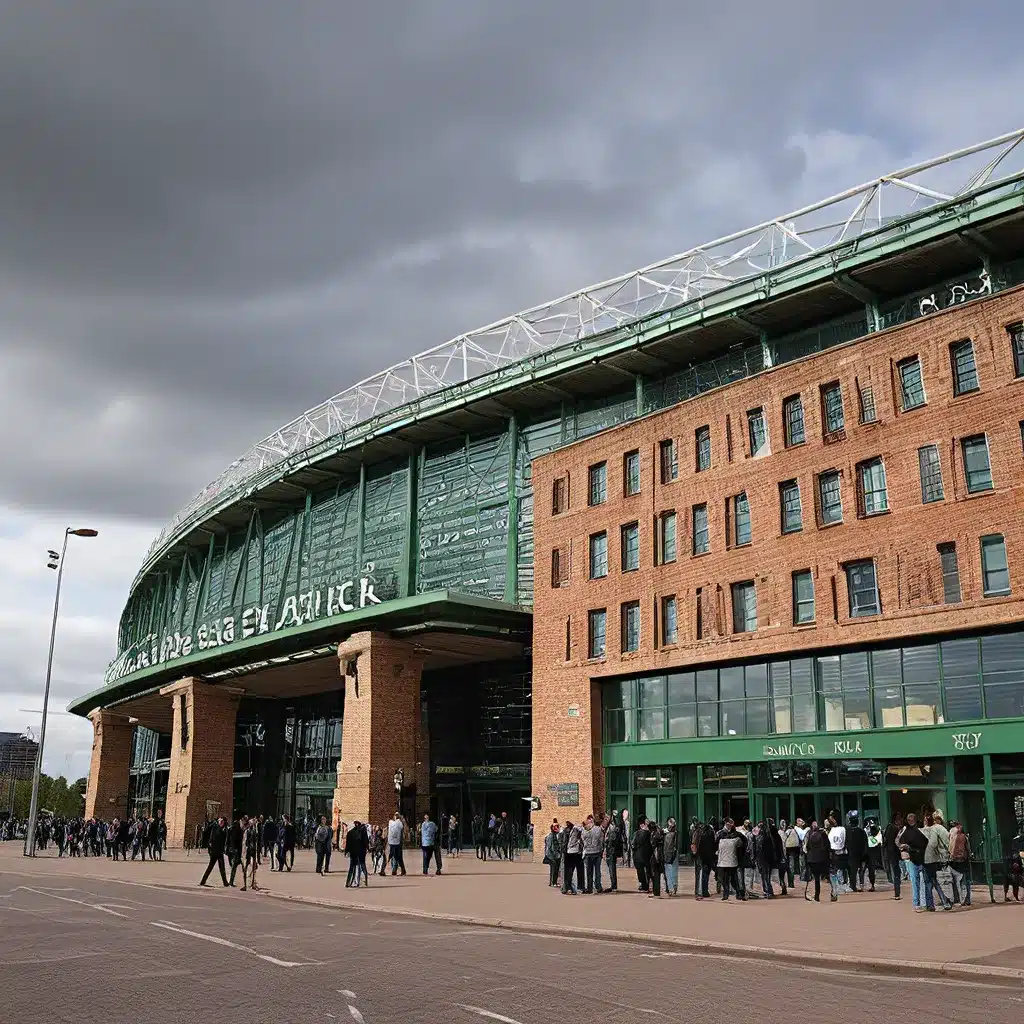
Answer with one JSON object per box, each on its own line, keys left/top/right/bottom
{"left": 0, "top": 870, "right": 1019, "bottom": 1024}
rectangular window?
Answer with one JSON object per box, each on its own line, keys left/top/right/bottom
{"left": 564, "top": 617, "right": 571, "bottom": 661}
{"left": 783, "top": 395, "right": 805, "bottom": 447}
{"left": 779, "top": 479, "right": 802, "bottom": 534}
{"left": 661, "top": 596, "right": 678, "bottom": 645}
{"left": 937, "top": 542, "right": 961, "bottom": 604}
{"left": 980, "top": 534, "right": 1010, "bottom": 597}
{"left": 692, "top": 503, "right": 709, "bottom": 555}
{"left": 950, "top": 339, "right": 979, "bottom": 395}
{"left": 620, "top": 521, "right": 640, "bottom": 572}
{"left": 857, "top": 457, "right": 888, "bottom": 516}
{"left": 845, "top": 559, "right": 880, "bottom": 617}
{"left": 821, "top": 382, "right": 845, "bottom": 435}
{"left": 962, "top": 434, "right": 993, "bottom": 493}
{"left": 588, "top": 531, "right": 608, "bottom": 579}
{"left": 1010, "top": 323, "right": 1024, "bottom": 378}
{"left": 552, "top": 475, "right": 568, "bottom": 515}
{"left": 551, "top": 547, "right": 568, "bottom": 588}
{"left": 898, "top": 356, "right": 926, "bottom": 410}
{"left": 695, "top": 587, "right": 704, "bottom": 639}
{"left": 818, "top": 470, "right": 843, "bottom": 525}
{"left": 588, "top": 609, "right": 607, "bottom": 659}
{"left": 588, "top": 462, "right": 607, "bottom": 506}
{"left": 792, "top": 570, "right": 815, "bottom": 624}
{"left": 732, "top": 492, "right": 751, "bottom": 546}
{"left": 857, "top": 379, "right": 877, "bottom": 424}
{"left": 659, "top": 439, "right": 678, "bottom": 483}
{"left": 621, "top": 601, "right": 640, "bottom": 653}
{"left": 623, "top": 450, "right": 640, "bottom": 496}
{"left": 918, "top": 444, "right": 944, "bottom": 503}
{"left": 731, "top": 580, "right": 757, "bottom": 633}
{"left": 747, "top": 407, "right": 768, "bottom": 456}
{"left": 659, "top": 510, "right": 677, "bottom": 564}
{"left": 695, "top": 425, "right": 711, "bottom": 472}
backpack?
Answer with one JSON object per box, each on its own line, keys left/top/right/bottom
{"left": 949, "top": 830, "right": 968, "bottom": 862}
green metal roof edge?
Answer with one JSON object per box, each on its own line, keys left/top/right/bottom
{"left": 133, "top": 178, "right": 1024, "bottom": 586}
{"left": 68, "top": 590, "right": 531, "bottom": 718}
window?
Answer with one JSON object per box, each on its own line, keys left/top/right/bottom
{"left": 620, "top": 522, "right": 640, "bottom": 572}
{"left": 779, "top": 480, "right": 802, "bottom": 534}
{"left": 695, "top": 425, "right": 711, "bottom": 472}
{"left": 624, "top": 450, "right": 640, "bottom": 496}
{"left": 950, "top": 339, "right": 979, "bottom": 395}
{"left": 962, "top": 435, "right": 993, "bottom": 493}
{"left": 695, "top": 587, "right": 704, "bottom": 639}
{"left": 980, "top": 534, "right": 1010, "bottom": 597}
{"left": 661, "top": 596, "right": 678, "bottom": 645}
{"left": 747, "top": 408, "right": 768, "bottom": 456}
{"left": 732, "top": 492, "right": 751, "bottom": 546}
{"left": 783, "top": 395, "right": 805, "bottom": 446}
{"left": 659, "top": 439, "right": 678, "bottom": 483}
{"left": 692, "top": 503, "right": 709, "bottom": 555}
{"left": 857, "top": 380, "right": 877, "bottom": 424}
{"left": 937, "top": 543, "right": 961, "bottom": 604}
{"left": 898, "top": 356, "right": 926, "bottom": 410}
{"left": 179, "top": 693, "right": 189, "bottom": 751}
{"left": 659, "top": 511, "right": 677, "bottom": 564}
{"left": 918, "top": 444, "right": 944, "bottom": 503}
{"left": 857, "top": 457, "right": 888, "bottom": 516}
{"left": 792, "top": 570, "right": 815, "bottom": 624}
{"left": 818, "top": 470, "right": 843, "bottom": 525}
{"left": 845, "top": 559, "right": 880, "bottom": 617}
{"left": 731, "top": 581, "right": 757, "bottom": 633}
{"left": 588, "top": 531, "right": 608, "bottom": 579}
{"left": 588, "top": 609, "right": 607, "bottom": 658}
{"left": 564, "top": 618, "right": 571, "bottom": 661}
{"left": 552, "top": 475, "right": 568, "bottom": 515}
{"left": 588, "top": 462, "right": 607, "bottom": 506}
{"left": 551, "top": 547, "right": 568, "bottom": 588}
{"left": 621, "top": 601, "right": 640, "bottom": 653}
{"left": 1010, "top": 323, "right": 1024, "bottom": 378}
{"left": 821, "top": 382, "right": 845, "bottom": 435}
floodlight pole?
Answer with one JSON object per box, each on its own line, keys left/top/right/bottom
{"left": 24, "top": 528, "right": 96, "bottom": 856}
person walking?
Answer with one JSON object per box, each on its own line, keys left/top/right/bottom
{"left": 947, "top": 819, "right": 972, "bottom": 906}
{"left": 921, "top": 813, "right": 953, "bottom": 911}
{"left": 803, "top": 821, "right": 832, "bottom": 902}
{"left": 898, "top": 813, "right": 929, "bottom": 910}
{"left": 383, "top": 811, "right": 407, "bottom": 876}
{"left": 242, "top": 816, "right": 260, "bottom": 891}
{"left": 715, "top": 819, "right": 745, "bottom": 901}
{"left": 883, "top": 812, "right": 904, "bottom": 898}
{"left": 199, "top": 815, "right": 230, "bottom": 887}
{"left": 543, "top": 822, "right": 561, "bottom": 887}
{"left": 581, "top": 815, "right": 604, "bottom": 894}
{"left": 420, "top": 814, "right": 441, "bottom": 875}
{"left": 346, "top": 820, "right": 369, "bottom": 886}
{"left": 227, "top": 816, "right": 245, "bottom": 886}
{"left": 602, "top": 814, "right": 619, "bottom": 893}
{"left": 314, "top": 815, "right": 333, "bottom": 875}
{"left": 662, "top": 818, "right": 679, "bottom": 896}
{"left": 631, "top": 818, "right": 652, "bottom": 894}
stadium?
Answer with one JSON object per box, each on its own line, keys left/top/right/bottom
{"left": 72, "top": 129, "right": 1024, "bottom": 856}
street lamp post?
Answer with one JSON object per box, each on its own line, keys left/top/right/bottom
{"left": 24, "top": 527, "right": 97, "bottom": 857}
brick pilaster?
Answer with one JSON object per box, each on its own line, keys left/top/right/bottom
{"left": 159, "top": 678, "right": 241, "bottom": 848}
{"left": 334, "top": 632, "right": 425, "bottom": 830}
{"left": 84, "top": 710, "right": 134, "bottom": 820}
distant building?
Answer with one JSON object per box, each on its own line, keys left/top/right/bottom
{"left": 0, "top": 732, "right": 38, "bottom": 781}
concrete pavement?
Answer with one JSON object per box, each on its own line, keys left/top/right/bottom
{"left": 3, "top": 842, "right": 1022, "bottom": 984}
{"left": 0, "top": 870, "right": 1022, "bottom": 1024}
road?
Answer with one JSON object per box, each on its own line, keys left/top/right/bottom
{"left": 0, "top": 870, "right": 1019, "bottom": 1023}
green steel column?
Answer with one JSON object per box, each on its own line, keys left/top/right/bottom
{"left": 696, "top": 766, "right": 705, "bottom": 822}
{"left": 760, "top": 331, "right": 773, "bottom": 370}
{"left": 401, "top": 450, "right": 419, "bottom": 598}
{"left": 504, "top": 415, "right": 519, "bottom": 605}
{"left": 944, "top": 758, "right": 957, "bottom": 831}
{"left": 865, "top": 302, "right": 881, "bottom": 333}
{"left": 634, "top": 374, "right": 644, "bottom": 417}
{"left": 983, "top": 754, "right": 997, "bottom": 902}
{"left": 354, "top": 462, "right": 367, "bottom": 572}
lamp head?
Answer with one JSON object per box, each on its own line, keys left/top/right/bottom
{"left": 69, "top": 528, "right": 98, "bottom": 537}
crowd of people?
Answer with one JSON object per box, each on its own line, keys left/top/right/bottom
{"left": 0, "top": 813, "right": 167, "bottom": 859}
{"left": 542, "top": 808, "right": 1024, "bottom": 909}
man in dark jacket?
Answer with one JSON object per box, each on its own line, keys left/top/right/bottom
{"left": 631, "top": 817, "right": 652, "bottom": 893}
{"left": 199, "top": 816, "right": 230, "bottom": 887}
{"left": 695, "top": 821, "right": 718, "bottom": 899}
{"left": 278, "top": 814, "right": 296, "bottom": 871}
{"left": 846, "top": 814, "right": 869, "bottom": 892}
{"left": 899, "top": 813, "right": 929, "bottom": 909}
{"left": 227, "top": 816, "right": 245, "bottom": 885}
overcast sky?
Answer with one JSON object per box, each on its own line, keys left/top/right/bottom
{"left": 2, "top": 1, "right": 1022, "bottom": 781}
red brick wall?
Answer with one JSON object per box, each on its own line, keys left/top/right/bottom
{"left": 84, "top": 710, "right": 133, "bottom": 820}
{"left": 334, "top": 632, "right": 425, "bottom": 831}
{"left": 531, "top": 287, "right": 1024, "bottom": 822}
{"left": 161, "top": 678, "right": 240, "bottom": 847}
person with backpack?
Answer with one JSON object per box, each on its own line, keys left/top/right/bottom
{"left": 947, "top": 820, "right": 972, "bottom": 906}
{"left": 897, "top": 812, "right": 929, "bottom": 910}
{"left": 602, "top": 814, "right": 619, "bottom": 892}
{"left": 779, "top": 819, "right": 800, "bottom": 889}
{"left": 802, "top": 820, "right": 833, "bottom": 902}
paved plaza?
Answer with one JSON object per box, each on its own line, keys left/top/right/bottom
{"left": 2, "top": 843, "right": 1022, "bottom": 980}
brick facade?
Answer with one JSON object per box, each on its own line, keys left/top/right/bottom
{"left": 333, "top": 631, "right": 426, "bottom": 829}
{"left": 531, "top": 288, "right": 1024, "bottom": 825}
{"left": 83, "top": 710, "right": 134, "bottom": 820}
{"left": 160, "top": 678, "right": 241, "bottom": 848}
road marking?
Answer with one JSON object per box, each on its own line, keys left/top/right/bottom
{"left": 22, "top": 887, "right": 128, "bottom": 918}
{"left": 455, "top": 1006, "right": 526, "bottom": 1024}
{"left": 150, "top": 920, "right": 321, "bottom": 967}
{"left": 639, "top": 951, "right": 692, "bottom": 958}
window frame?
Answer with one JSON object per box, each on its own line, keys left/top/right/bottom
{"left": 733, "top": 491, "right": 752, "bottom": 547}
{"left": 792, "top": 569, "right": 815, "bottom": 625}
{"left": 659, "top": 439, "right": 678, "bottom": 483}
{"left": 961, "top": 434, "right": 994, "bottom": 494}
{"left": 783, "top": 394, "right": 805, "bottom": 447}
{"left": 949, "top": 339, "right": 980, "bottom": 396}
{"left": 821, "top": 381, "right": 845, "bottom": 436}
{"left": 588, "top": 462, "right": 608, "bottom": 506}
{"left": 621, "top": 600, "right": 641, "bottom": 653}
{"left": 747, "top": 407, "right": 769, "bottom": 457}
{"left": 730, "top": 580, "right": 757, "bottom": 634}
{"left": 917, "top": 444, "right": 944, "bottom": 504}
{"left": 620, "top": 521, "right": 640, "bottom": 573}
{"left": 587, "top": 608, "right": 607, "bottom": 659}
{"left": 659, "top": 510, "right": 677, "bottom": 564}
{"left": 857, "top": 457, "right": 889, "bottom": 516}
{"left": 897, "top": 355, "right": 926, "bottom": 411}
{"left": 692, "top": 503, "right": 710, "bottom": 555}
{"left": 661, "top": 595, "right": 678, "bottom": 646}
{"left": 937, "top": 542, "right": 961, "bottom": 605}
{"left": 623, "top": 450, "right": 641, "bottom": 497}
{"left": 588, "top": 530, "right": 608, "bottom": 580}
{"left": 817, "top": 470, "right": 843, "bottom": 526}
{"left": 845, "top": 559, "right": 880, "bottom": 618}
{"left": 695, "top": 425, "right": 711, "bottom": 472}
{"left": 551, "top": 475, "right": 569, "bottom": 515}
{"left": 779, "top": 479, "right": 802, "bottom": 534}
{"left": 980, "top": 534, "right": 1010, "bottom": 598}
{"left": 1010, "top": 322, "right": 1024, "bottom": 378}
